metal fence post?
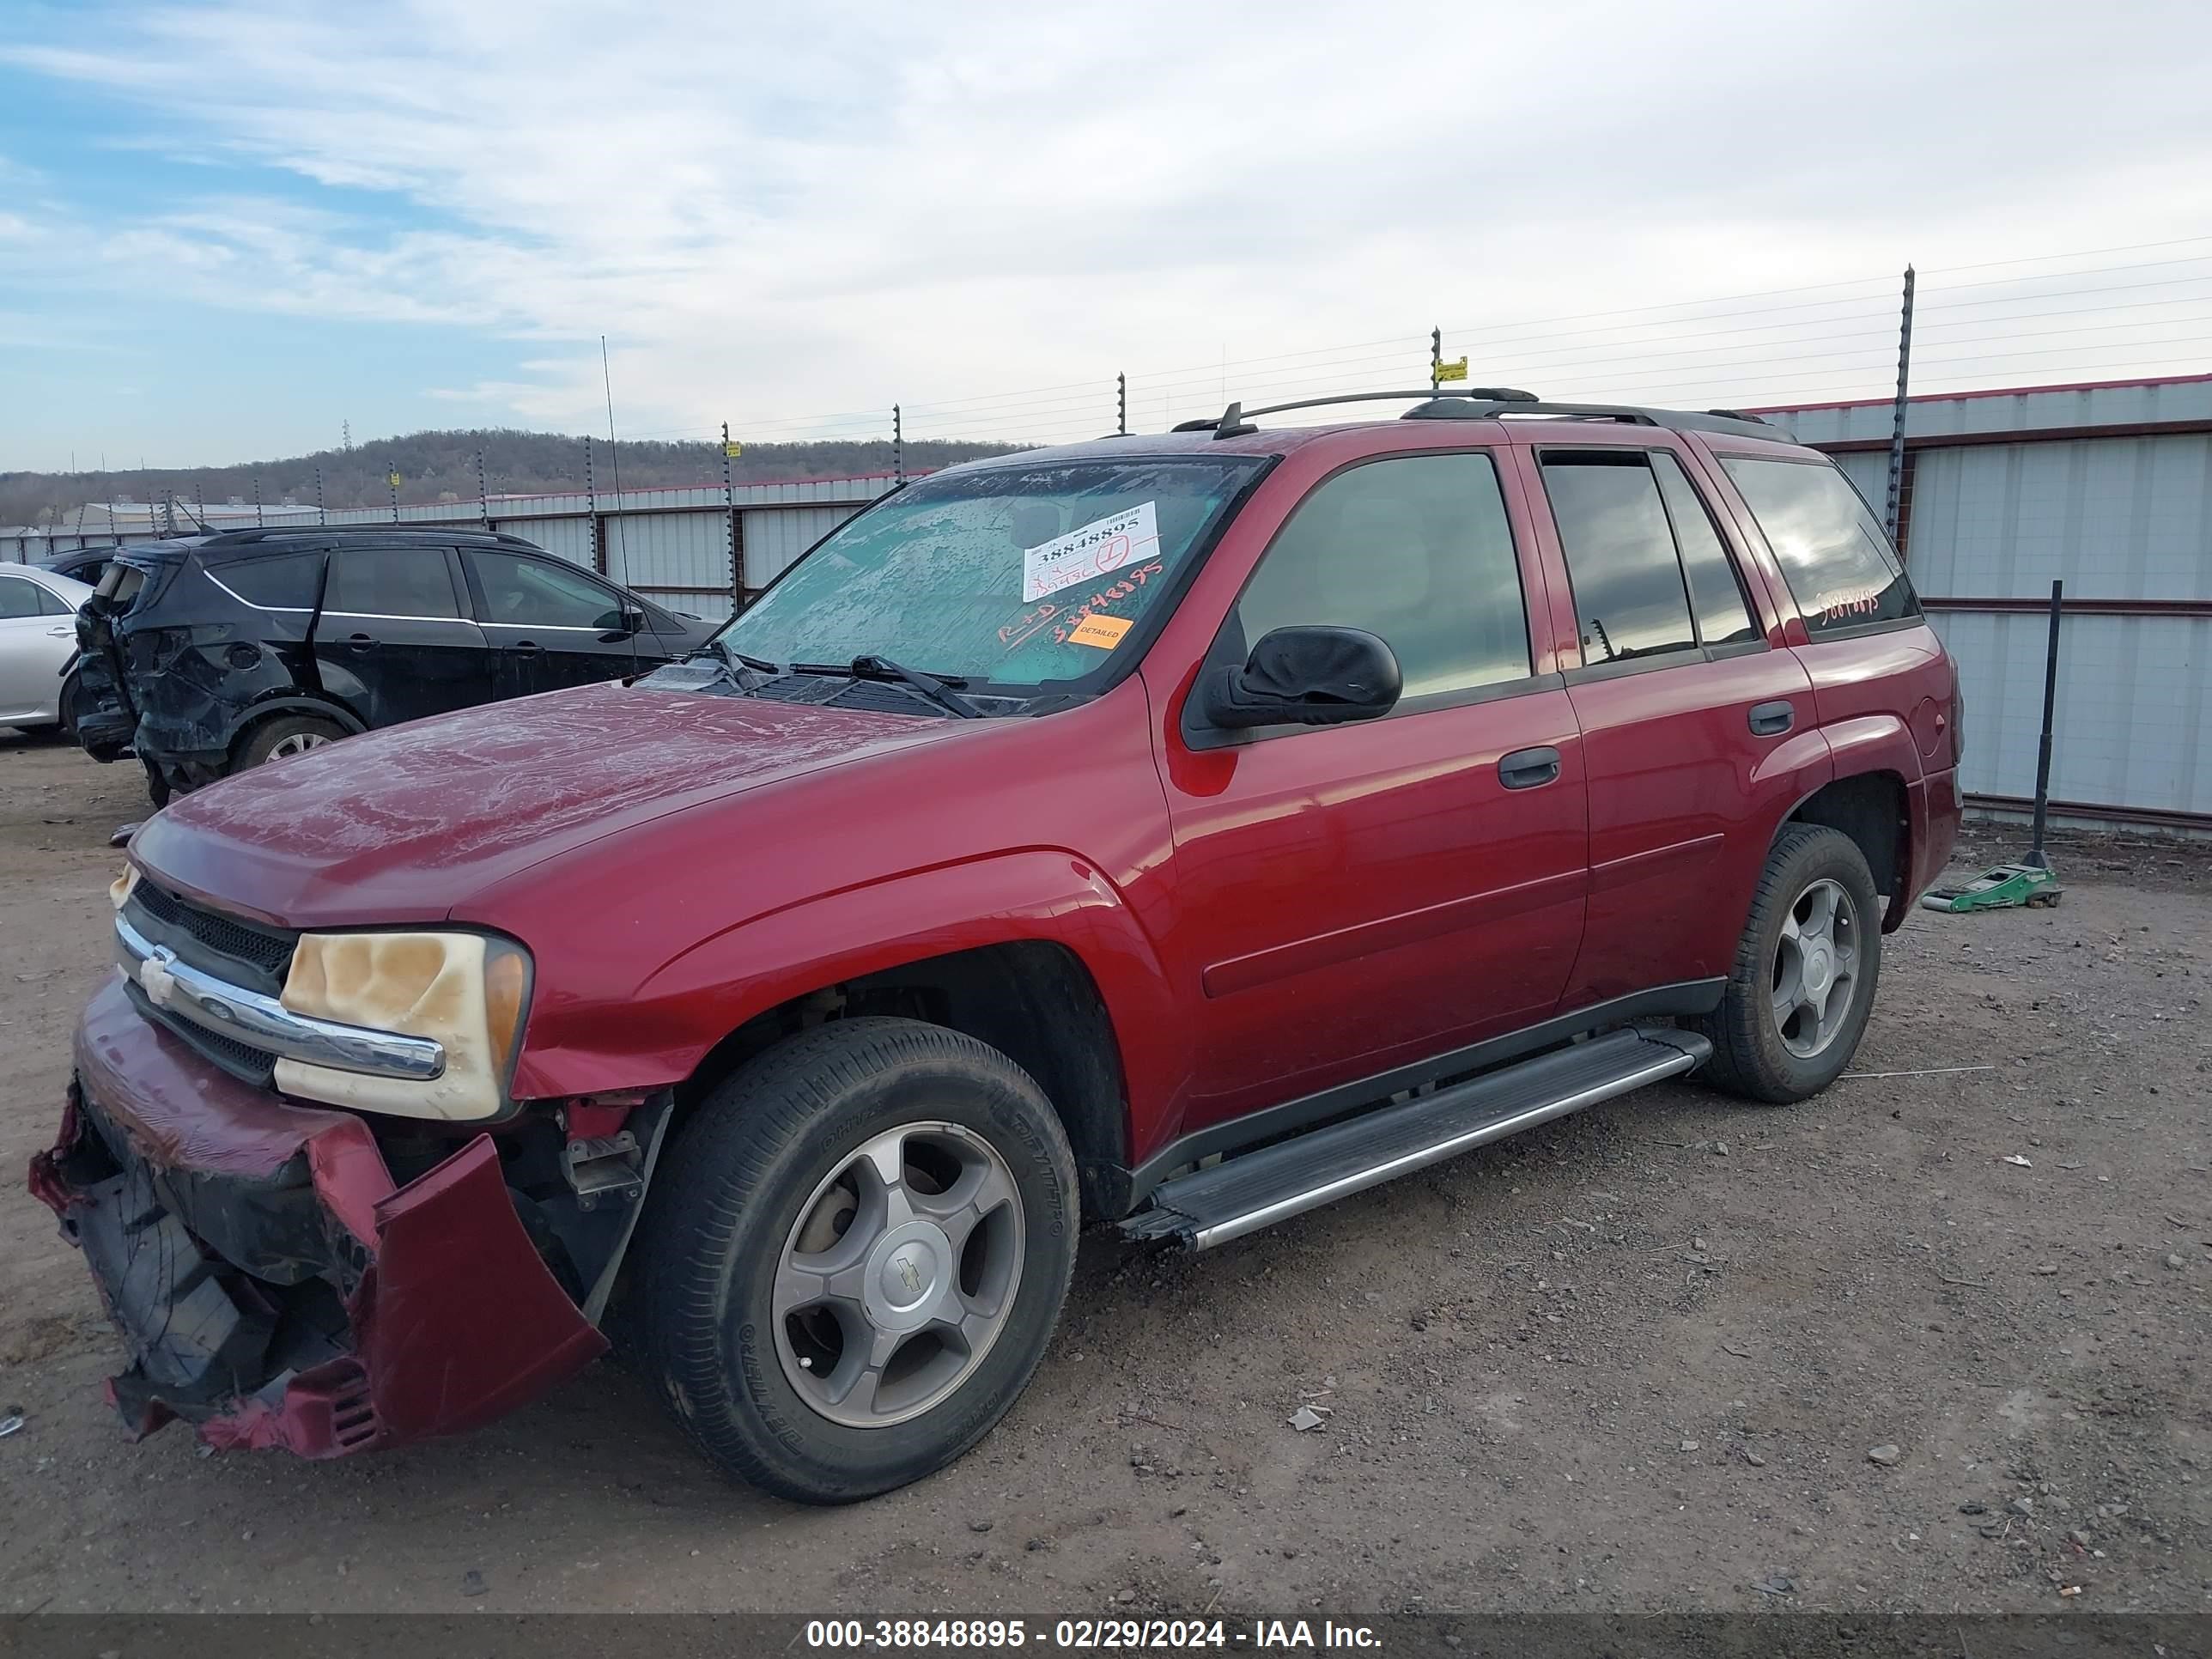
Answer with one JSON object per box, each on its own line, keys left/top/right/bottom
{"left": 1431, "top": 326, "right": 1442, "bottom": 392}
{"left": 388, "top": 468, "right": 400, "bottom": 523}
{"left": 722, "top": 420, "right": 739, "bottom": 606}
{"left": 253, "top": 474, "right": 264, "bottom": 528}
{"left": 893, "top": 405, "right": 903, "bottom": 483}
{"left": 2027, "top": 579, "right": 2063, "bottom": 870}
{"left": 584, "top": 437, "right": 603, "bottom": 574}
{"left": 1117, "top": 373, "right": 1127, "bottom": 435}
{"left": 1884, "top": 265, "right": 1916, "bottom": 544}
{"left": 477, "top": 449, "right": 490, "bottom": 530}
{"left": 315, "top": 465, "right": 326, "bottom": 526}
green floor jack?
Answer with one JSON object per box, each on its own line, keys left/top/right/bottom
{"left": 1921, "top": 580, "right": 2066, "bottom": 915}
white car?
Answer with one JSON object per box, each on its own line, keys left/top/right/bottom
{"left": 0, "top": 562, "right": 94, "bottom": 733}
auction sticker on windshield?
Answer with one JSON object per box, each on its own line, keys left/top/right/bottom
{"left": 1067, "top": 612, "right": 1133, "bottom": 649}
{"left": 1022, "top": 501, "right": 1158, "bottom": 602}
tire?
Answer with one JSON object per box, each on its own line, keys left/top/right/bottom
{"left": 635, "top": 1016, "right": 1079, "bottom": 1504}
{"left": 58, "top": 669, "right": 84, "bottom": 741}
{"left": 1696, "top": 823, "right": 1882, "bottom": 1103}
{"left": 234, "top": 712, "right": 346, "bottom": 770}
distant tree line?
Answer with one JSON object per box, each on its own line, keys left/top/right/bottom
{"left": 0, "top": 428, "right": 1027, "bottom": 530}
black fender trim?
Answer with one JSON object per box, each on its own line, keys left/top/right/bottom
{"left": 222, "top": 696, "right": 368, "bottom": 750}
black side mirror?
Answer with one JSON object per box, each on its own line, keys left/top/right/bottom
{"left": 1200, "top": 626, "right": 1401, "bottom": 730}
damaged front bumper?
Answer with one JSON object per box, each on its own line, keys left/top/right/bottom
{"left": 28, "top": 979, "right": 607, "bottom": 1456}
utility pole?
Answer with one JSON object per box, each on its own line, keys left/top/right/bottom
{"left": 1883, "top": 265, "right": 1916, "bottom": 545}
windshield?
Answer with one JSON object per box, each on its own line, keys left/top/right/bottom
{"left": 718, "top": 456, "right": 1265, "bottom": 685}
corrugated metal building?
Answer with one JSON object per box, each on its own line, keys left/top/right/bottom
{"left": 1759, "top": 373, "right": 2212, "bottom": 834}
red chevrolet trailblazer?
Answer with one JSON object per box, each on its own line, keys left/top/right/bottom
{"left": 33, "top": 389, "right": 1960, "bottom": 1503}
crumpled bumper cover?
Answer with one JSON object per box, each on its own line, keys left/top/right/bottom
{"left": 28, "top": 978, "right": 605, "bottom": 1458}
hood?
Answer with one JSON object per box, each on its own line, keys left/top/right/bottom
{"left": 131, "top": 683, "right": 968, "bottom": 927}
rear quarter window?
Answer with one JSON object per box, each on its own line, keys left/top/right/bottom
{"left": 213, "top": 551, "right": 324, "bottom": 610}
{"left": 1721, "top": 456, "right": 1917, "bottom": 635}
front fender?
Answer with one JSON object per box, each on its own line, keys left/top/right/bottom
{"left": 506, "top": 849, "right": 1186, "bottom": 1122}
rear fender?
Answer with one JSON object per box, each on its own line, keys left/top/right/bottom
{"left": 511, "top": 850, "right": 1185, "bottom": 1148}
{"left": 1820, "top": 713, "right": 1925, "bottom": 789}
{"left": 223, "top": 693, "right": 368, "bottom": 750}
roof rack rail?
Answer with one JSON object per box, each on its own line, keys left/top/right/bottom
{"left": 197, "top": 525, "right": 537, "bottom": 548}
{"left": 1400, "top": 398, "right": 1778, "bottom": 441}
{"left": 1171, "top": 387, "right": 1540, "bottom": 439}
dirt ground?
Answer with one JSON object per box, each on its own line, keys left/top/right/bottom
{"left": 2, "top": 731, "right": 2207, "bottom": 1619}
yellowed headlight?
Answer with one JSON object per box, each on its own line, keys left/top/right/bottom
{"left": 276, "top": 932, "right": 532, "bottom": 1121}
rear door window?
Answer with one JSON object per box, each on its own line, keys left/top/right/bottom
{"left": 1720, "top": 456, "right": 1918, "bottom": 635}
{"left": 215, "top": 552, "right": 323, "bottom": 610}
{"left": 35, "top": 582, "right": 75, "bottom": 617}
{"left": 323, "top": 547, "right": 460, "bottom": 618}
{"left": 1538, "top": 453, "right": 1699, "bottom": 665}
{"left": 468, "top": 550, "right": 627, "bottom": 629}
{"left": 0, "top": 576, "right": 41, "bottom": 619}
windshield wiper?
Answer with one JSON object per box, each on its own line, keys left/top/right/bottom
{"left": 793, "top": 655, "right": 982, "bottom": 719}
{"left": 696, "top": 637, "right": 783, "bottom": 675}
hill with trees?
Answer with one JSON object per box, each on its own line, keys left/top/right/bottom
{"left": 1, "top": 428, "right": 1027, "bottom": 529}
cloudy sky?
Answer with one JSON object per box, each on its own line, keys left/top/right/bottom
{"left": 3, "top": 0, "right": 2211, "bottom": 471}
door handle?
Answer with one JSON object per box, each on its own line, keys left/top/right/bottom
{"left": 46, "top": 626, "right": 74, "bottom": 637}
{"left": 1748, "top": 700, "right": 1795, "bottom": 737}
{"left": 1498, "top": 745, "right": 1562, "bottom": 790}
{"left": 509, "top": 641, "right": 544, "bottom": 657}
{"left": 346, "top": 632, "right": 378, "bottom": 653}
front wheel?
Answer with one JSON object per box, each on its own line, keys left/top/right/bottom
{"left": 635, "top": 1017, "right": 1079, "bottom": 1503}
{"left": 1697, "top": 823, "right": 1882, "bottom": 1103}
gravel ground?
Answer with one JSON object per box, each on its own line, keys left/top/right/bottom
{"left": 2, "top": 733, "right": 2207, "bottom": 1618}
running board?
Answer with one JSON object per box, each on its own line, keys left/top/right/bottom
{"left": 1121, "top": 1027, "right": 1710, "bottom": 1250}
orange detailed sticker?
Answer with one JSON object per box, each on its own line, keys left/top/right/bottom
{"left": 1068, "top": 613, "right": 1133, "bottom": 649}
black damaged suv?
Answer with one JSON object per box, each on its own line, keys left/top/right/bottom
{"left": 77, "top": 526, "right": 715, "bottom": 801}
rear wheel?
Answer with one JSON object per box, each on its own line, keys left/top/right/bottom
{"left": 635, "top": 1017, "right": 1078, "bottom": 1503}
{"left": 1697, "top": 823, "right": 1881, "bottom": 1103}
{"left": 234, "top": 713, "right": 345, "bottom": 770}
{"left": 58, "top": 669, "right": 86, "bottom": 740}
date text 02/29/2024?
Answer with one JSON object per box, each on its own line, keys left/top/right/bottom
{"left": 803, "top": 1618, "right": 1384, "bottom": 1650}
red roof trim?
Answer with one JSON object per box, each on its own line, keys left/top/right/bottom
{"left": 1747, "top": 370, "right": 2212, "bottom": 416}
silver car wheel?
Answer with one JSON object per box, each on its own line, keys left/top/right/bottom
{"left": 1770, "top": 877, "right": 1861, "bottom": 1059}
{"left": 773, "top": 1121, "right": 1024, "bottom": 1430}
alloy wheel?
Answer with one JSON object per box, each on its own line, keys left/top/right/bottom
{"left": 1770, "top": 877, "right": 1861, "bottom": 1059}
{"left": 773, "top": 1121, "right": 1024, "bottom": 1429}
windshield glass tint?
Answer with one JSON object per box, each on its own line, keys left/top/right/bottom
{"left": 720, "top": 458, "right": 1264, "bottom": 684}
